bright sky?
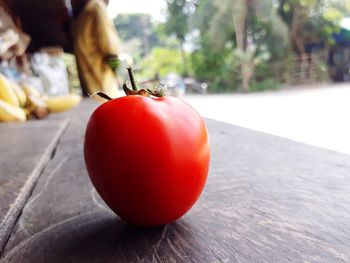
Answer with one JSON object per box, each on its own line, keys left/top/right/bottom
{"left": 107, "top": 0, "right": 166, "bottom": 21}
{"left": 340, "top": 18, "right": 350, "bottom": 30}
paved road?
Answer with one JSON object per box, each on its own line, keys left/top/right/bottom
{"left": 185, "top": 83, "right": 350, "bottom": 155}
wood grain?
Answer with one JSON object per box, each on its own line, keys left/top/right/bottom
{"left": 0, "top": 119, "right": 69, "bottom": 254}
{"left": 1, "top": 99, "right": 350, "bottom": 262}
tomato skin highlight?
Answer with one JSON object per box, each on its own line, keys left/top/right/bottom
{"left": 84, "top": 95, "right": 210, "bottom": 226}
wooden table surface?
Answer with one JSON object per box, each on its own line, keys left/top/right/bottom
{"left": 1, "top": 99, "right": 350, "bottom": 263}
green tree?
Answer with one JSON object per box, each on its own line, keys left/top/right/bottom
{"left": 114, "top": 14, "right": 160, "bottom": 59}
{"left": 159, "top": 0, "right": 350, "bottom": 92}
{"left": 209, "top": 0, "right": 288, "bottom": 91}
{"left": 190, "top": 0, "right": 287, "bottom": 91}
{"left": 279, "top": 0, "right": 350, "bottom": 57}
{"left": 163, "top": 0, "right": 194, "bottom": 75}
{"left": 139, "top": 47, "right": 184, "bottom": 78}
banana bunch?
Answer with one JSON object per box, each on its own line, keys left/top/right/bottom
{"left": 0, "top": 73, "right": 82, "bottom": 123}
{"left": 0, "top": 74, "right": 26, "bottom": 122}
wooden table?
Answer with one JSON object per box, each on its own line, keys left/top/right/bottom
{"left": 1, "top": 99, "right": 350, "bottom": 262}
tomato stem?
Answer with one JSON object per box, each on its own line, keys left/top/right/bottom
{"left": 127, "top": 66, "right": 138, "bottom": 91}
{"left": 123, "top": 66, "right": 166, "bottom": 98}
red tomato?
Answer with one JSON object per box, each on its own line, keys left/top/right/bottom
{"left": 84, "top": 95, "right": 210, "bottom": 226}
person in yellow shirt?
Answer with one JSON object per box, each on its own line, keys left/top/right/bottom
{"left": 72, "top": 0, "right": 120, "bottom": 98}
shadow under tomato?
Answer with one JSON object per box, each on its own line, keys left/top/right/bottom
{"left": 3, "top": 210, "right": 213, "bottom": 263}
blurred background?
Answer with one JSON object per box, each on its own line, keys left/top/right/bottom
{"left": 1, "top": 0, "right": 350, "bottom": 153}
{"left": 109, "top": 0, "right": 350, "bottom": 91}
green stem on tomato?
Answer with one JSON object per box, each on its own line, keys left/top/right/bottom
{"left": 127, "top": 66, "right": 138, "bottom": 91}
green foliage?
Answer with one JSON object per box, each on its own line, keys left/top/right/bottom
{"left": 278, "top": 0, "right": 350, "bottom": 48}
{"left": 188, "top": 0, "right": 288, "bottom": 92}
{"left": 191, "top": 0, "right": 217, "bottom": 32}
{"left": 154, "top": 24, "right": 180, "bottom": 49}
{"left": 188, "top": 0, "right": 237, "bottom": 92}
{"left": 115, "top": 14, "right": 153, "bottom": 41}
{"left": 250, "top": 78, "right": 281, "bottom": 92}
{"left": 114, "top": 14, "right": 161, "bottom": 59}
{"left": 248, "top": 15, "right": 288, "bottom": 61}
{"left": 163, "top": 0, "right": 190, "bottom": 41}
{"left": 190, "top": 37, "right": 243, "bottom": 92}
{"left": 116, "top": 0, "right": 350, "bottom": 93}
{"left": 163, "top": 0, "right": 196, "bottom": 75}
{"left": 189, "top": 0, "right": 349, "bottom": 92}
{"left": 139, "top": 48, "right": 184, "bottom": 78}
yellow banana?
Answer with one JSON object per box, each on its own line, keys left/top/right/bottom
{"left": 25, "top": 95, "right": 49, "bottom": 119}
{"left": 0, "top": 99, "right": 26, "bottom": 122}
{"left": 0, "top": 74, "right": 19, "bottom": 107}
{"left": 22, "top": 84, "right": 41, "bottom": 98}
{"left": 9, "top": 81, "right": 27, "bottom": 107}
{"left": 45, "top": 94, "right": 82, "bottom": 113}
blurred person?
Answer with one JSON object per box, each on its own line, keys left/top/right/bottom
{"left": 71, "top": 0, "right": 120, "bottom": 97}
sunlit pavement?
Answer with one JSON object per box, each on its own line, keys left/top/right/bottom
{"left": 184, "top": 83, "right": 350, "bottom": 155}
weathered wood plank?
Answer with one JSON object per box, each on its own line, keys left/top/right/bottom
{"left": 0, "top": 119, "right": 69, "bottom": 254}
{"left": 2, "top": 99, "right": 350, "bottom": 262}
